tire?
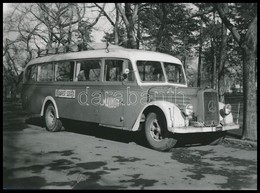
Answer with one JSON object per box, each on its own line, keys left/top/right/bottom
{"left": 144, "top": 112, "right": 177, "bottom": 151}
{"left": 44, "top": 103, "right": 62, "bottom": 132}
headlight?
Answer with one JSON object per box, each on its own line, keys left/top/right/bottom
{"left": 224, "top": 104, "right": 231, "bottom": 115}
{"left": 184, "top": 104, "right": 193, "bottom": 116}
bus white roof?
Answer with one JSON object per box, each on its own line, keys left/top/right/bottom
{"left": 26, "top": 48, "right": 182, "bottom": 66}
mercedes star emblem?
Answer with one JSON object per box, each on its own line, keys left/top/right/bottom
{"left": 208, "top": 100, "right": 216, "bottom": 113}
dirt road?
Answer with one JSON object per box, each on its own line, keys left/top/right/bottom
{"left": 3, "top": 102, "right": 257, "bottom": 190}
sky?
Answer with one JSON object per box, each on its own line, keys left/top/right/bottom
{"left": 3, "top": 3, "right": 199, "bottom": 43}
{"left": 3, "top": 3, "right": 9, "bottom": 13}
{"left": 3, "top": 3, "right": 113, "bottom": 43}
{"left": 85, "top": 3, "right": 114, "bottom": 42}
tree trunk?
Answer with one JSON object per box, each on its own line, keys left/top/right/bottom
{"left": 241, "top": 16, "right": 257, "bottom": 140}
{"left": 114, "top": 7, "right": 119, "bottom": 45}
{"left": 212, "top": 11, "right": 217, "bottom": 90}
{"left": 182, "top": 27, "right": 189, "bottom": 72}
{"left": 118, "top": 3, "right": 138, "bottom": 49}
{"left": 197, "top": 19, "right": 203, "bottom": 87}
{"left": 155, "top": 4, "right": 167, "bottom": 52}
{"left": 125, "top": 4, "right": 137, "bottom": 49}
{"left": 241, "top": 16, "right": 257, "bottom": 141}
{"left": 127, "top": 27, "right": 137, "bottom": 49}
{"left": 211, "top": 38, "right": 217, "bottom": 89}
{"left": 241, "top": 47, "right": 257, "bottom": 141}
{"left": 136, "top": 10, "right": 140, "bottom": 49}
{"left": 218, "top": 22, "right": 227, "bottom": 102}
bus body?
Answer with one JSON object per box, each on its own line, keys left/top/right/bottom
{"left": 22, "top": 48, "right": 239, "bottom": 151}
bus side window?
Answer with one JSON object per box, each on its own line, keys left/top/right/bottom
{"left": 76, "top": 62, "right": 86, "bottom": 81}
{"left": 77, "top": 60, "right": 101, "bottom": 81}
{"left": 26, "top": 65, "right": 37, "bottom": 82}
{"left": 105, "top": 60, "right": 123, "bottom": 81}
{"left": 37, "top": 63, "right": 53, "bottom": 82}
{"left": 55, "top": 61, "right": 74, "bottom": 81}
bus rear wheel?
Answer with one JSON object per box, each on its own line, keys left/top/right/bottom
{"left": 144, "top": 112, "right": 177, "bottom": 151}
{"left": 44, "top": 103, "right": 62, "bottom": 132}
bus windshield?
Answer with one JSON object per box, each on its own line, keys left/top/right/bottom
{"left": 163, "top": 62, "right": 185, "bottom": 84}
{"left": 137, "top": 61, "right": 165, "bottom": 82}
{"left": 136, "top": 60, "right": 185, "bottom": 84}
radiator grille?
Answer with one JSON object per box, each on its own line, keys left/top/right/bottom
{"left": 203, "top": 92, "right": 219, "bottom": 126}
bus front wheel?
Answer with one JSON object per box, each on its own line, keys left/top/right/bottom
{"left": 44, "top": 103, "right": 62, "bottom": 132}
{"left": 144, "top": 112, "right": 177, "bottom": 151}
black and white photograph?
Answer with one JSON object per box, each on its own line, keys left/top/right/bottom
{"left": 3, "top": 2, "right": 257, "bottom": 190}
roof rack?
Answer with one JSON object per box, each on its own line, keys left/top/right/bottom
{"left": 35, "top": 42, "right": 124, "bottom": 58}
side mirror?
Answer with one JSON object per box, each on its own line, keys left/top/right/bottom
{"left": 124, "top": 68, "right": 130, "bottom": 74}
{"left": 122, "top": 68, "right": 130, "bottom": 81}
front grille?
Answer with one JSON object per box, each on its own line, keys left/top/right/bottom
{"left": 203, "top": 92, "right": 219, "bottom": 126}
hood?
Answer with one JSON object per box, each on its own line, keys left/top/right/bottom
{"left": 147, "top": 86, "right": 220, "bottom": 126}
{"left": 147, "top": 86, "right": 200, "bottom": 111}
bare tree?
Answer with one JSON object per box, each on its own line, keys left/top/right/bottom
{"left": 94, "top": 3, "right": 120, "bottom": 45}
{"left": 116, "top": 3, "right": 139, "bottom": 49}
{"left": 76, "top": 3, "right": 103, "bottom": 50}
{"left": 3, "top": 3, "right": 104, "bottom": 100}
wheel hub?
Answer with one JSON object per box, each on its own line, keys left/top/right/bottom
{"left": 150, "top": 119, "right": 162, "bottom": 142}
{"left": 46, "top": 110, "right": 55, "bottom": 128}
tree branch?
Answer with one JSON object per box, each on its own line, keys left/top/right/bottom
{"left": 116, "top": 3, "right": 130, "bottom": 28}
{"left": 215, "top": 3, "right": 241, "bottom": 46}
{"left": 6, "top": 50, "right": 19, "bottom": 77}
{"left": 87, "top": 4, "right": 104, "bottom": 28}
{"left": 132, "top": 4, "right": 139, "bottom": 24}
{"left": 94, "top": 3, "right": 115, "bottom": 27}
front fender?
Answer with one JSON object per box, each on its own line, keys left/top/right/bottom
{"left": 131, "top": 101, "right": 185, "bottom": 132}
{"left": 40, "top": 96, "right": 60, "bottom": 118}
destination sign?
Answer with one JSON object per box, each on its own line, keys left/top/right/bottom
{"left": 55, "top": 89, "right": 76, "bottom": 98}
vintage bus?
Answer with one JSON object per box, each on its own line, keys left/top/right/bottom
{"left": 22, "top": 47, "right": 239, "bottom": 151}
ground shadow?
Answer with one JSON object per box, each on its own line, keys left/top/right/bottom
{"left": 3, "top": 102, "right": 28, "bottom": 131}
{"left": 61, "top": 119, "right": 148, "bottom": 148}
{"left": 60, "top": 119, "right": 196, "bottom": 150}
{"left": 3, "top": 102, "right": 46, "bottom": 131}
{"left": 171, "top": 132, "right": 228, "bottom": 148}
{"left": 226, "top": 132, "right": 242, "bottom": 139}
{"left": 25, "top": 117, "right": 45, "bottom": 127}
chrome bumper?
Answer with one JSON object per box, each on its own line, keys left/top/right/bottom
{"left": 172, "top": 123, "right": 240, "bottom": 134}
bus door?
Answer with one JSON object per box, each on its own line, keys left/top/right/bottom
{"left": 74, "top": 59, "right": 102, "bottom": 123}
{"left": 99, "top": 84, "right": 125, "bottom": 127}
{"left": 98, "top": 59, "right": 126, "bottom": 127}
